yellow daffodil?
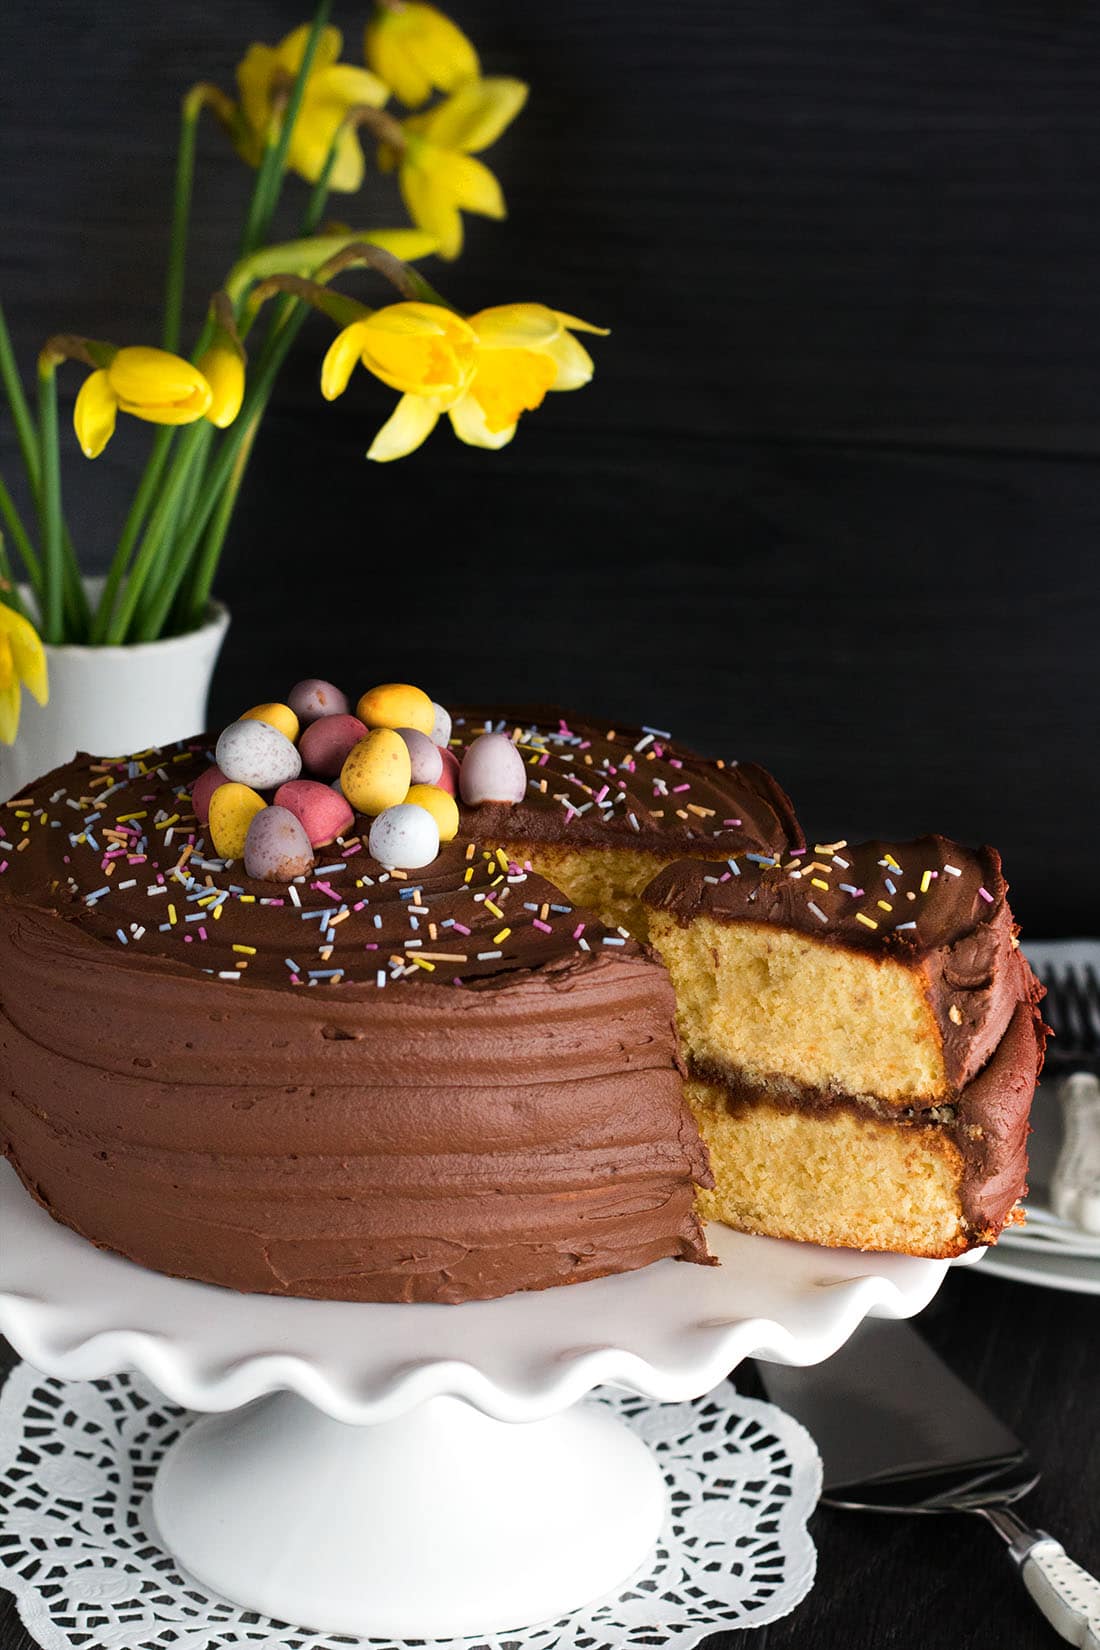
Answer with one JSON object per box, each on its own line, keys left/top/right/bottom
{"left": 0, "top": 603, "right": 48, "bottom": 745}
{"left": 197, "top": 340, "right": 246, "bottom": 429}
{"left": 320, "top": 300, "right": 605, "bottom": 461}
{"left": 384, "top": 77, "right": 528, "bottom": 259}
{"left": 365, "top": 2, "right": 479, "bottom": 109}
{"left": 236, "top": 24, "right": 389, "bottom": 192}
{"left": 74, "top": 348, "right": 214, "bottom": 459}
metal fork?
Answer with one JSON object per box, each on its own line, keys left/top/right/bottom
{"left": 1038, "top": 963, "right": 1100, "bottom": 1065}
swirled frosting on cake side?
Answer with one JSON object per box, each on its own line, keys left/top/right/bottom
{"left": 0, "top": 736, "right": 717, "bottom": 1302}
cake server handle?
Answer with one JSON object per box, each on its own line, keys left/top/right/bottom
{"left": 979, "top": 1504, "right": 1100, "bottom": 1648}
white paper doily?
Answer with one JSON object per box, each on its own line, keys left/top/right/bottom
{"left": 0, "top": 1361, "right": 821, "bottom": 1648}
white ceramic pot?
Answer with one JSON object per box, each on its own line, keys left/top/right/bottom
{"left": 0, "top": 578, "right": 229, "bottom": 800}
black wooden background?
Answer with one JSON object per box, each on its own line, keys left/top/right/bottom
{"left": 2, "top": 0, "right": 1097, "bottom": 932}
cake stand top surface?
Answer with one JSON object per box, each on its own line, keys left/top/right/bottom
{"left": 0, "top": 1161, "right": 973, "bottom": 1423}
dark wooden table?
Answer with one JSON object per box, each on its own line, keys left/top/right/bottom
{"left": 2, "top": 1264, "right": 1098, "bottom": 1650}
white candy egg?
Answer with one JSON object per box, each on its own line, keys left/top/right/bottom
{"left": 430, "top": 701, "right": 453, "bottom": 747}
{"left": 459, "top": 731, "right": 526, "bottom": 805}
{"left": 216, "top": 719, "right": 301, "bottom": 790}
{"left": 368, "top": 802, "right": 440, "bottom": 869}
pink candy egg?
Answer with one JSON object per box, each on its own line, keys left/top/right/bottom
{"left": 299, "top": 713, "right": 368, "bottom": 778}
{"left": 287, "top": 678, "right": 349, "bottom": 723}
{"left": 435, "top": 746, "right": 461, "bottom": 797}
{"left": 274, "top": 780, "right": 354, "bottom": 848}
{"left": 191, "top": 764, "right": 227, "bottom": 825}
{"left": 459, "top": 731, "right": 527, "bottom": 805}
{"left": 397, "top": 727, "right": 444, "bottom": 786}
{"left": 243, "top": 805, "right": 316, "bottom": 883}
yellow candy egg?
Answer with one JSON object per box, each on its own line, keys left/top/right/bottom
{"left": 340, "top": 729, "right": 412, "bottom": 816}
{"left": 406, "top": 783, "right": 460, "bottom": 842}
{"left": 356, "top": 683, "right": 434, "bottom": 736}
{"left": 241, "top": 701, "right": 300, "bottom": 743}
{"left": 209, "top": 782, "right": 267, "bottom": 861}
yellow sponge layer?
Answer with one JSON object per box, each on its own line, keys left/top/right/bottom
{"left": 500, "top": 841, "right": 672, "bottom": 938}
{"left": 648, "top": 911, "right": 948, "bottom": 1104}
{"left": 687, "top": 1077, "right": 967, "bottom": 1256}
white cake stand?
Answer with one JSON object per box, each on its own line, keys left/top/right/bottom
{"left": 0, "top": 1159, "right": 970, "bottom": 1638}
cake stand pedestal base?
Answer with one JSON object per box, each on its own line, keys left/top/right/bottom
{"left": 152, "top": 1389, "right": 666, "bottom": 1639}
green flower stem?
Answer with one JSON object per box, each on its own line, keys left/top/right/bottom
{"left": 163, "top": 95, "right": 202, "bottom": 354}
{"left": 0, "top": 474, "right": 43, "bottom": 602}
{"left": 0, "top": 300, "right": 41, "bottom": 496}
{"left": 140, "top": 414, "right": 255, "bottom": 642}
{"left": 0, "top": 533, "right": 33, "bottom": 622}
{"left": 302, "top": 132, "right": 341, "bottom": 234}
{"left": 127, "top": 419, "right": 214, "bottom": 636}
{"left": 90, "top": 427, "right": 176, "bottom": 642}
{"left": 161, "top": 307, "right": 308, "bottom": 633}
{"left": 104, "top": 423, "right": 209, "bottom": 645}
{"left": 36, "top": 362, "right": 64, "bottom": 644}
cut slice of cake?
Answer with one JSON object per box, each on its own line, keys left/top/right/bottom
{"left": 643, "top": 835, "right": 1047, "bottom": 1256}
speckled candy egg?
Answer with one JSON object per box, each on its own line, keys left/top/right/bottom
{"left": 368, "top": 802, "right": 440, "bottom": 869}
{"left": 357, "top": 683, "right": 434, "bottom": 736}
{"left": 405, "top": 783, "right": 460, "bottom": 842}
{"left": 340, "top": 729, "right": 412, "bottom": 816}
{"left": 244, "top": 805, "right": 316, "bottom": 883}
{"left": 435, "top": 746, "right": 461, "bottom": 797}
{"left": 274, "top": 779, "right": 354, "bottom": 848}
{"left": 299, "top": 713, "right": 368, "bottom": 778}
{"left": 430, "top": 701, "right": 453, "bottom": 747}
{"left": 288, "top": 678, "right": 349, "bottom": 724}
{"left": 216, "top": 719, "right": 301, "bottom": 790}
{"left": 191, "top": 763, "right": 227, "bottom": 825}
{"left": 397, "top": 727, "right": 444, "bottom": 786}
{"left": 209, "top": 782, "right": 267, "bottom": 861}
{"left": 459, "top": 731, "right": 527, "bottom": 805}
{"left": 240, "top": 701, "right": 299, "bottom": 743}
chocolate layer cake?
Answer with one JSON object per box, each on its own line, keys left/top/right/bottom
{"left": 644, "top": 836, "right": 1047, "bottom": 1256}
{"left": 0, "top": 709, "right": 795, "bottom": 1304}
{"left": 0, "top": 702, "right": 1045, "bottom": 1301}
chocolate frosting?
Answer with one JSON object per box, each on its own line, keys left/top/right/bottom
{"left": 0, "top": 729, "right": 728, "bottom": 1302}
{"left": 644, "top": 833, "right": 1046, "bottom": 1095}
{"left": 451, "top": 707, "right": 804, "bottom": 858}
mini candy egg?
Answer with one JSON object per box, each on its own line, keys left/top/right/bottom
{"left": 274, "top": 779, "right": 354, "bottom": 848}
{"left": 244, "top": 805, "right": 315, "bottom": 883}
{"left": 216, "top": 719, "right": 301, "bottom": 790}
{"left": 435, "top": 746, "right": 461, "bottom": 797}
{"left": 357, "top": 683, "right": 434, "bottom": 736}
{"left": 406, "top": 783, "right": 460, "bottom": 842}
{"left": 340, "top": 729, "right": 412, "bottom": 816}
{"left": 191, "top": 764, "right": 227, "bottom": 825}
{"left": 459, "top": 731, "right": 527, "bottom": 805}
{"left": 299, "top": 713, "right": 368, "bottom": 778}
{"left": 209, "top": 783, "right": 267, "bottom": 861}
{"left": 430, "top": 701, "right": 452, "bottom": 747}
{"left": 287, "top": 678, "right": 349, "bottom": 724}
{"left": 397, "top": 727, "right": 444, "bottom": 786}
{"left": 241, "top": 701, "right": 299, "bottom": 743}
{"left": 368, "top": 802, "right": 440, "bottom": 869}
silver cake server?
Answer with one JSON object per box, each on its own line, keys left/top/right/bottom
{"left": 760, "top": 1319, "right": 1100, "bottom": 1647}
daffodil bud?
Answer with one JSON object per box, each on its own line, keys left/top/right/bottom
{"left": 365, "top": 2, "right": 479, "bottom": 109}
{"left": 72, "top": 345, "right": 215, "bottom": 458}
{"left": 198, "top": 339, "right": 246, "bottom": 429}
